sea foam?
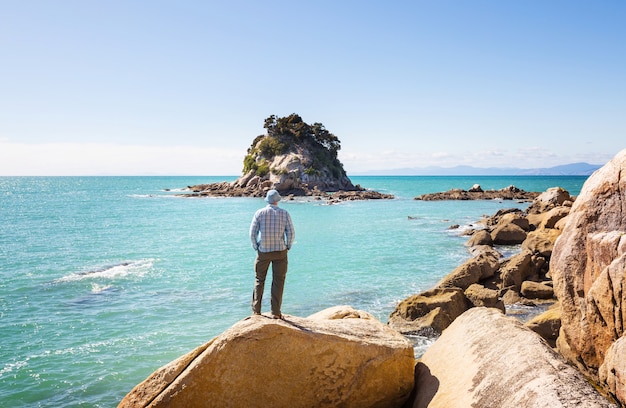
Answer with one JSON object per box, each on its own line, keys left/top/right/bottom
{"left": 54, "top": 259, "right": 154, "bottom": 283}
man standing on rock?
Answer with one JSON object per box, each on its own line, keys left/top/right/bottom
{"left": 249, "top": 189, "right": 295, "bottom": 319}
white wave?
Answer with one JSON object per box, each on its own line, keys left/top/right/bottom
{"left": 128, "top": 192, "right": 180, "bottom": 198}
{"left": 55, "top": 259, "right": 154, "bottom": 283}
{"left": 405, "top": 334, "right": 438, "bottom": 359}
{"left": 90, "top": 283, "right": 113, "bottom": 294}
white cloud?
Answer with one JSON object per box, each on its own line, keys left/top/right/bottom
{"left": 0, "top": 142, "right": 244, "bottom": 176}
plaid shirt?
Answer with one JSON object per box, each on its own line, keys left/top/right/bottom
{"left": 249, "top": 204, "right": 295, "bottom": 252}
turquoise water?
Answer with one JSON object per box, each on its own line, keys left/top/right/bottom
{"left": 0, "top": 175, "right": 587, "bottom": 407}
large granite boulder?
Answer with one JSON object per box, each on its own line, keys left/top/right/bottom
{"left": 411, "top": 308, "right": 616, "bottom": 407}
{"left": 550, "top": 149, "right": 626, "bottom": 404}
{"left": 119, "top": 306, "right": 415, "bottom": 408}
{"left": 599, "top": 336, "right": 626, "bottom": 404}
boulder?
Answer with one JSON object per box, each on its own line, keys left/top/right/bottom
{"left": 499, "top": 250, "right": 533, "bottom": 290}
{"left": 388, "top": 288, "right": 468, "bottom": 335}
{"left": 521, "top": 228, "right": 561, "bottom": 257}
{"left": 521, "top": 281, "right": 554, "bottom": 299}
{"left": 466, "top": 229, "right": 493, "bottom": 247}
{"left": 551, "top": 148, "right": 626, "bottom": 392}
{"left": 490, "top": 222, "right": 527, "bottom": 245}
{"left": 245, "top": 175, "right": 260, "bottom": 188}
{"left": 411, "top": 308, "right": 616, "bottom": 408}
{"left": 525, "top": 305, "right": 561, "bottom": 348}
{"left": 538, "top": 206, "right": 571, "bottom": 229}
{"left": 526, "top": 187, "right": 573, "bottom": 214}
{"left": 436, "top": 250, "right": 500, "bottom": 290}
{"left": 599, "top": 336, "right": 626, "bottom": 404}
{"left": 485, "top": 208, "right": 524, "bottom": 228}
{"left": 119, "top": 307, "right": 415, "bottom": 408}
{"left": 497, "top": 212, "right": 531, "bottom": 231}
{"left": 501, "top": 289, "right": 524, "bottom": 305}
{"left": 464, "top": 283, "right": 505, "bottom": 312}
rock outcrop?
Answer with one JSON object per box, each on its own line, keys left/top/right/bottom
{"left": 119, "top": 306, "right": 415, "bottom": 408}
{"left": 411, "top": 307, "right": 616, "bottom": 407}
{"left": 388, "top": 288, "right": 469, "bottom": 335}
{"left": 180, "top": 114, "right": 394, "bottom": 203}
{"left": 414, "top": 185, "right": 539, "bottom": 201}
{"left": 550, "top": 148, "right": 626, "bottom": 404}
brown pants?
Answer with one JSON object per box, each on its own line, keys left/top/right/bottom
{"left": 251, "top": 250, "right": 288, "bottom": 316}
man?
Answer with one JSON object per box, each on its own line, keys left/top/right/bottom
{"left": 249, "top": 189, "right": 295, "bottom": 319}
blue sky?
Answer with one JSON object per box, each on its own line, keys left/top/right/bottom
{"left": 1, "top": 1, "right": 624, "bottom": 175}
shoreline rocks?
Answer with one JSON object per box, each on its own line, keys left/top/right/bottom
{"left": 389, "top": 186, "right": 573, "bottom": 339}
{"left": 179, "top": 181, "right": 394, "bottom": 203}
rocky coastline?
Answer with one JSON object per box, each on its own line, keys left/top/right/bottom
{"left": 390, "top": 184, "right": 573, "bottom": 345}
{"left": 120, "top": 149, "right": 626, "bottom": 407}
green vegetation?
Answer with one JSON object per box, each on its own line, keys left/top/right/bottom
{"left": 304, "top": 167, "right": 319, "bottom": 176}
{"left": 258, "top": 136, "right": 287, "bottom": 157}
{"left": 271, "top": 167, "right": 288, "bottom": 175}
{"left": 256, "top": 160, "right": 270, "bottom": 177}
{"left": 242, "top": 113, "right": 346, "bottom": 178}
{"left": 242, "top": 154, "right": 270, "bottom": 176}
{"left": 243, "top": 154, "right": 256, "bottom": 173}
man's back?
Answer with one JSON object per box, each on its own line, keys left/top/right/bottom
{"left": 250, "top": 204, "right": 294, "bottom": 253}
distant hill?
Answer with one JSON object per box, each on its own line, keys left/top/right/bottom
{"left": 353, "top": 162, "right": 601, "bottom": 176}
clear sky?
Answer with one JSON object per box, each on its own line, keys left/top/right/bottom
{"left": 1, "top": 1, "right": 624, "bottom": 176}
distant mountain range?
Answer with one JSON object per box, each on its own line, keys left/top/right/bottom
{"left": 354, "top": 162, "right": 601, "bottom": 176}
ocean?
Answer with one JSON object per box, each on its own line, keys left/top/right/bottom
{"left": 0, "top": 175, "right": 588, "bottom": 407}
